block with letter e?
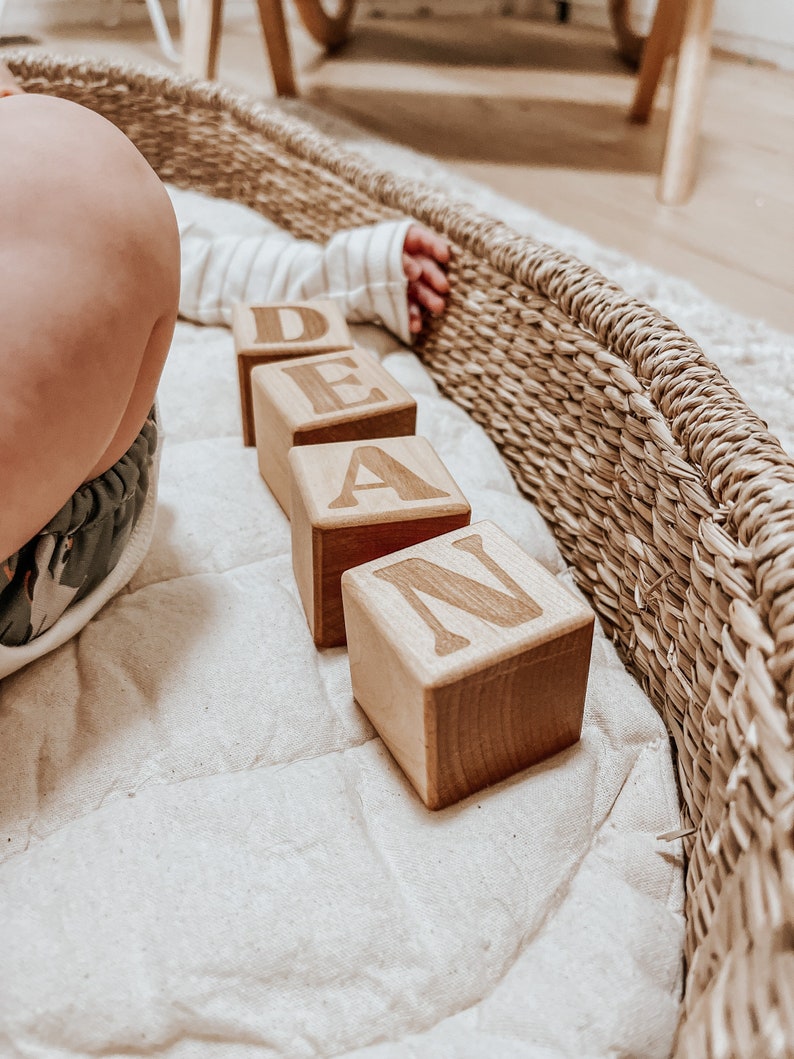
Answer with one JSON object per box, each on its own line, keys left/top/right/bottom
{"left": 341, "top": 520, "right": 595, "bottom": 810}
{"left": 234, "top": 299, "right": 354, "bottom": 446}
{"left": 289, "top": 435, "right": 471, "bottom": 648}
{"left": 251, "top": 348, "right": 417, "bottom": 516}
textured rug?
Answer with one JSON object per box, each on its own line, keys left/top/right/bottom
{"left": 280, "top": 97, "right": 794, "bottom": 456}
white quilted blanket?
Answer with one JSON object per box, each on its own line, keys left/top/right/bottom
{"left": 0, "top": 190, "right": 685, "bottom": 1058}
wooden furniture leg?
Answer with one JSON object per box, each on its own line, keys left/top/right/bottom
{"left": 181, "top": 0, "right": 355, "bottom": 96}
{"left": 254, "top": 0, "right": 298, "bottom": 97}
{"left": 658, "top": 0, "right": 716, "bottom": 205}
{"left": 629, "top": 0, "right": 684, "bottom": 123}
{"left": 181, "top": 0, "right": 224, "bottom": 80}
{"left": 252, "top": 0, "right": 358, "bottom": 97}
{"left": 293, "top": 0, "right": 356, "bottom": 50}
{"left": 609, "top": 0, "right": 645, "bottom": 68}
{"left": 181, "top": 0, "right": 297, "bottom": 97}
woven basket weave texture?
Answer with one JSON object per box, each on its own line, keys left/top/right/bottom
{"left": 9, "top": 52, "right": 794, "bottom": 1059}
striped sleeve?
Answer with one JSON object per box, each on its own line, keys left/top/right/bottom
{"left": 177, "top": 215, "right": 414, "bottom": 345}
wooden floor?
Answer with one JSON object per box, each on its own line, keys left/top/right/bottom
{"left": 17, "top": 11, "right": 794, "bottom": 334}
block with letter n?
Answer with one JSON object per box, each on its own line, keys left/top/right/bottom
{"left": 233, "top": 299, "right": 354, "bottom": 446}
{"left": 251, "top": 348, "right": 417, "bottom": 516}
{"left": 289, "top": 435, "right": 471, "bottom": 648}
{"left": 341, "top": 520, "right": 595, "bottom": 810}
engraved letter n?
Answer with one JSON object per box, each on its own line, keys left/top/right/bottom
{"left": 373, "top": 534, "right": 542, "bottom": 656}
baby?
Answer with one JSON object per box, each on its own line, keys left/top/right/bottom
{"left": 0, "top": 65, "right": 450, "bottom": 672}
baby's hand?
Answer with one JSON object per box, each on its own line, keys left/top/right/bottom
{"left": 402, "top": 224, "right": 450, "bottom": 335}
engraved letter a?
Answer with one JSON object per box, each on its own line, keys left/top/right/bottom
{"left": 328, "top": 446, "right": 450, "bottom": 509}
{"left": 373, "top": 534, "right": 542, "bottom": 656}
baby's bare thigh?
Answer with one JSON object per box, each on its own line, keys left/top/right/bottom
{"left": 0, "top": 94, "right": 179, "bottom": 561}
{"left": 0, "top": 94, "right": 178, "bottom": 365}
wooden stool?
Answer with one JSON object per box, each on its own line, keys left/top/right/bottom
{"left": 630, "top": 0, "right": 717, "bottom": 204}
{"left": 181, "top": 0, "right": 355, "bottom": 97}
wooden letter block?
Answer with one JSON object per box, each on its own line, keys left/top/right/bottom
{"left": 251, "top": 348, "right": 417, "bottom": 516}
{"left": 234, "top": 299, "right": 354, "bottom": 447}
{"left": 290, "top": 436, "right": 472, "bottom": 648}
{"left": 341, "top": 520, "right": 595, "bottom": 810}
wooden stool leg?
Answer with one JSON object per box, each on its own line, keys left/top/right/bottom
{"left": 630, "top": 0, "right": 683, "bottom": 123}
{"left": 657, "top": 0, "right": 716, "bottom": 205}
{"left": 609, "top": 0, "right": 645, "bottom": 68}
{"left": 255, "top": 0, "right": 298, "bottom": 98}
{"left": 181, "top": 0, "right": 224, "bottom": 79}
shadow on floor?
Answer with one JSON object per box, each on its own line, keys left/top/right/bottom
{"left": 330, "top": 18, "right": 631, "bottom": 75}
{"left": 306, "top": 84, "right": 667, "bottom": 172}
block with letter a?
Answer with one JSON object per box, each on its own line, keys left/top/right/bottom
{"left": 251, "top": 348, "right": 417, "bottom": 516}
{"left": 289, "top": 435, "right": 471, "bottom": 648}
{"left": 341, "top": 520, "right": 595, "bottom": 810}
{"left": 233, "top": 299, "right": 354, "bottom": 446}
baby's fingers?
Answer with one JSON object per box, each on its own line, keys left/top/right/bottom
{"left": 408, "top": 303, "right": 423, "bottom": 334}
{"left": 409, "top": 279, "right": 446, "bottom": 316}
{"left": 402, "top": 253, "right": 422, "bottom": 283}
{"left": 416, "top": 254, "right": 449, "bottom": 294}
{"left": 404, "top": 224, "right": 450, "bottom": 265}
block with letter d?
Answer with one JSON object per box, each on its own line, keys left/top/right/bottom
{"left": 289, "top": 435, "right": 471, "bottom": 648}
{"left": 251, "top": 348, "right": 417, "bottom": 516}
{"left": 341, "top": 520, "right": 595, "bottom": 810}
{"left": 234, "top": 299, "right": 354, "bottom": 446}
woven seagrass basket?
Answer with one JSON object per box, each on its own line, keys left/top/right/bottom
{"left": 9, "top": 50, "right": 793, "bottom": 1059}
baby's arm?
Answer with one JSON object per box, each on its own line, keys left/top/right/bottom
{"left": 175, "top": 192, "right": 448, "bottom": 343}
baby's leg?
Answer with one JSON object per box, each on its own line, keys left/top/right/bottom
{"left": 0, "top": 94, "right": 180, "bottom": 562}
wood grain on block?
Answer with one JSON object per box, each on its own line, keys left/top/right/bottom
{"left": 341, "top": 520, "right": 595, "bottom": 810}
{"left": 290, "top": 436, "right": 472, "bottom": 648}
{"left": 251, "top": 348, "right": 417, "bottom": 516}
{"left": 233, "top": 300, "right": 353, "bottom": 446}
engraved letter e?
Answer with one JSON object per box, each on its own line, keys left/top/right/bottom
{"left": 283, "top": 356, "right": 388, "bottom": 416}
